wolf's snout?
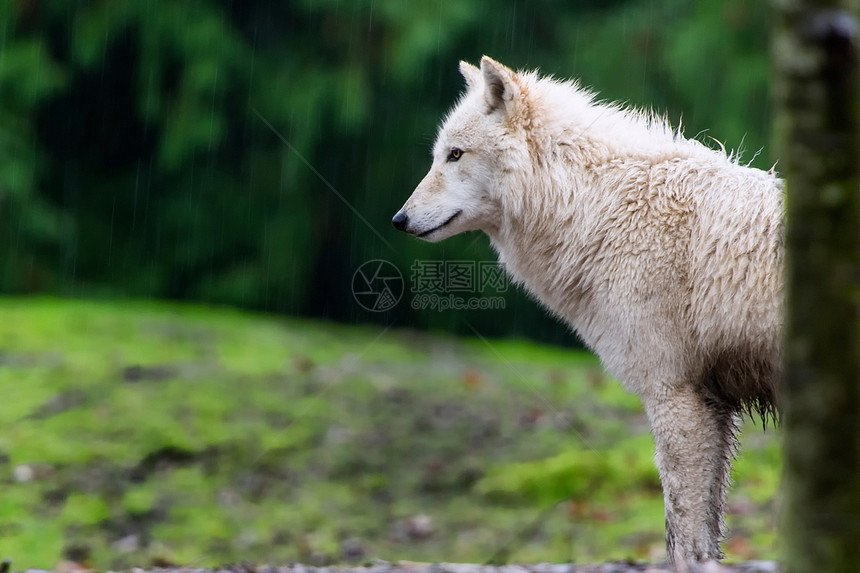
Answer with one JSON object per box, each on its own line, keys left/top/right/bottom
{"left": 392, "top": 211, "right": 409, "bottom": 231}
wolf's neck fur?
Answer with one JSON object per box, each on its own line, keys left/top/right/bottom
{"left": 486, "top": 162, "right": 606, "bottom": 338}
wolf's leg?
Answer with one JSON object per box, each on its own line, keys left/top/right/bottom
{"left": 643, "top": 384, "right": 737, "bottom": 565}
{"left": 706, "top": 406, "right": 739, "bottom": 558}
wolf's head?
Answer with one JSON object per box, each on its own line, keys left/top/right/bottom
{"left": 392, "top": 57, "right": 527, "bottom": 242}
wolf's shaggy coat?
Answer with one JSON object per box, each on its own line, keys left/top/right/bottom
{"left": 393, "top": 57, "right": 783, "bottom": 566}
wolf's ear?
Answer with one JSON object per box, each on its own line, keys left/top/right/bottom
{"left": 459, "top": 61, "right": 481, "bottom": 90}
{"left": 480, "top": 56, "right": 519, "bottom": 115}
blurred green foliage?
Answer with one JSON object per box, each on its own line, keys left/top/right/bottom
{"left": 0, "top": 0, "right": 771, "bottom": 340}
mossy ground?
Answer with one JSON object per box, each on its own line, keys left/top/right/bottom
{"left": 0, "top": 298, "right": 780, "bottom": 569}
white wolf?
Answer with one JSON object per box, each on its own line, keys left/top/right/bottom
{"left": 393, "top": 57, "right": 783, "bottom": 566}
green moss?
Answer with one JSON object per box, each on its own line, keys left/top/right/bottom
{"left": 475, "top": 435, "right": 659, "bottom": 505}
{"left": 61, "top": 493, "right": 111, "bottom": 526}
{"left": 0, "top": 297, "right": 780, "bottom": 567}
{"left": 122, "top": 485, "right": 159, "bottom": 516}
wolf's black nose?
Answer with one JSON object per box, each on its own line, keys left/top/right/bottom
{"left": 392, "top": 211, "right": 408, "bottom": 231}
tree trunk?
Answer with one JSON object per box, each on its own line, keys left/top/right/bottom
{"left": 773, "top": 2, "right": 860, "bottom": 572}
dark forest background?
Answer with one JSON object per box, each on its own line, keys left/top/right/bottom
{"left": 0, "top": 0, "right": 772, "bottom": 343}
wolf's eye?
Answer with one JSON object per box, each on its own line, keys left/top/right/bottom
{"left": 447, "top": 148, "right": 463, "bottom": 162}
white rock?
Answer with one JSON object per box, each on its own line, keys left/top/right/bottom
{"left": 13, "top": 464, "right": 33, "bottom": 483}
{"left": 111, "top": 534, "right": 139, "bottom": 554}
